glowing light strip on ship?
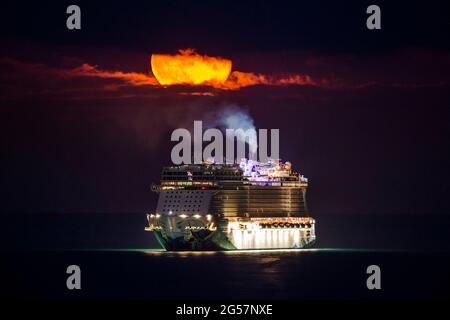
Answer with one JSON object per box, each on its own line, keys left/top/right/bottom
{"left": 227, "top": 220, "right": 314, "bottom": 250}
{"left": 229, "top": 228, "right": 311, "bottom": 250}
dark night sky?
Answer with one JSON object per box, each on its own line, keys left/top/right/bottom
{"left": 1, "top": 0, "right": 450, "bottom": 216}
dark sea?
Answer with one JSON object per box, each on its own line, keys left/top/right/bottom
{"left": 2, "top": 213, "right": 450, "bottom": 300}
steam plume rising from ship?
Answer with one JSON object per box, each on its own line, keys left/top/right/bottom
{"left": 218, "top": 107, "right": 258, "bottom": 155}
{"left": 204, "top": 105, "right": 258, "bottom": 158}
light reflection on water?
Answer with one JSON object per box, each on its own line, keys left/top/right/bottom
{"left": 142, "top": 247, "right": 367, "bottom": 255}
{"left": 63, "top": 247, "right": 388, "bottom": 255}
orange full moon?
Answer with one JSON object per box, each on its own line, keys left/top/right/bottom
{"left": 150, "top": 49, "right": 232, "bottom": 87}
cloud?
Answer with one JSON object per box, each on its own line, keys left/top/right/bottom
{"left": 224, "top": 71, "right": 318, "bottom": 89}
{"left": 1, "top": 47, "right": 449, "bottom": 102}
{"left": 149, "top": 49, "right": 319, "bottom": 90}
{"left": 63, "top": 63, "right": 159, "bottom": 87}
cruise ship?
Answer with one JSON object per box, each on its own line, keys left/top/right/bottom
{"left": 145, "top": 159, "right": 316, "bottom": 251}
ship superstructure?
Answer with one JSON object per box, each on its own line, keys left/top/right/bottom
{"left": 145, "top": 159, "right": 316, "bottom": 250}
